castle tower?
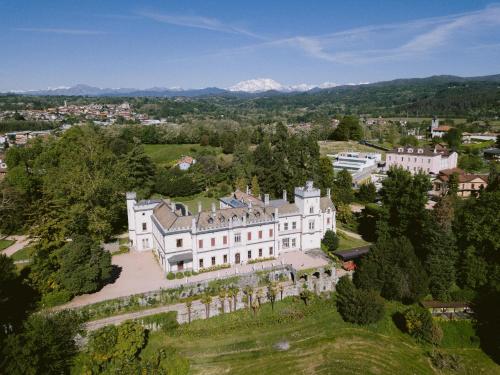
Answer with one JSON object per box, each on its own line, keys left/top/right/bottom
{"left": 126, "top": 192, "right": 137, "bottom": 249}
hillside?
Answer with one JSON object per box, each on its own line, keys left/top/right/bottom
{"left": 141, "top": 297, "right": 499, "bottom": 375}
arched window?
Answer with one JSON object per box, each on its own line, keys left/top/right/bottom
{"left": 309, "top": 206, "right": 314, "bottom": 214}
{"left": 208, "top": 217, "right": 214, "bottom": 224}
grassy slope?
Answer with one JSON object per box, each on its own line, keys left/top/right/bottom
{"left": 319, "top": 141, "right": 386, "bottom": 159}
{"left": 336, "top": 231, "right": 370, "bottom": 251}
{"left": 143, "top": 144, "right": 221, "bottom": 166}
{"left": 0, "top": 239, "right": 15, "bottom": 251}
{"left": 10, "top": 246, "right": 33, "bottom": 261}
{"left": 142, "top": 298, "right": 498, "bottom": 375}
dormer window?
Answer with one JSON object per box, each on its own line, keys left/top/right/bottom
{"left": 232, "top": 215, "right": 238, "bottom": 221}
{"left": 219, "top": 216, "right": 225, "bottom": 222}
{"left": 408, "top": 148, "right": 413, "bottom": 153}
{"left": 417, "top": 149, "right": 424, "bottom": 154}
{"left": 208, "top": 217, "right": 214, "bottom": 224}
{"left": 398, "top": 147, "right": 404, "bottom": 153}
{"left": 255, "top": 212, "right": 260, "bottom": 217}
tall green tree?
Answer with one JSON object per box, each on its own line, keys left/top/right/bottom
{"left": 56, "top": 236, "right": 112, "bottom": 296}
{"left": 1, "top": 311, "right": 83, "bottom": 375}
{"left": 120, "top": 144, "right": 156, "bottom": 199}
{"left": 317, "top": 157, "right": 335, "bottom": 193}
{"left": 332, "top": 169, "right": 354, "bottom": 204}
{"left": 354, "top": 233, "right": 428, "bottom": 303}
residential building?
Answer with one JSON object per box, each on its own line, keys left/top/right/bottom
{"left": 127, "top": 181, "right": 336, "bottom": 273}
{"left": 432, "top": 168, "right": 488, "bottom": 197}
{"left": 483, "top": 147, "right": 500, "bottom": 161}
{"left": 385, "top": 146, "right": 458, "bottom": 175}
{"left": 176, "top": 156, "right": 196, "bottom": 171}
{"left": 430, "top": 117, "right": 452, "bottom": 138}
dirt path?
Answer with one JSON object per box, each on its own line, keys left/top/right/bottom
{"left": 2, "top": 235, "right": 30, "bottom": 257}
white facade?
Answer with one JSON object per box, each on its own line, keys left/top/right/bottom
{"left": 385, "top": 146, "right": 458, "bottom": 175}
{"left": 127, "top": 181, "right": 336, "bottom": 273}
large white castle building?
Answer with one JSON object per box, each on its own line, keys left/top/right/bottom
{"left": 127, "top": 181, "right": 336, "bottom": 273}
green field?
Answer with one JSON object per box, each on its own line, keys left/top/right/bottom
{"left": 0, "top": 239, "right": 15, "bottom": 251}
{"left": 144, "top": 144, "right": 221, "bottom": 166}
{"left": 141, "top": 297, "right": 498, "bottom": 375}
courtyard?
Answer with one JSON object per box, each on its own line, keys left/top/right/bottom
{"left": 63, "top": 249, "right": 329, "bottom": 308}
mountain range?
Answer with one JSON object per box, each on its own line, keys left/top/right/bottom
{"left": 4, "top": 74, "right": 500, "bottom": 98}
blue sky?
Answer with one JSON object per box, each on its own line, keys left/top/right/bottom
{"left": 1, "top": 0, "right": 500, "bottom": 91}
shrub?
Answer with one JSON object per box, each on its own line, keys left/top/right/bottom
{"left": 428, "top": 350, "right": 463, "bottom": 371}
{"left": 40, "top": 290, "right": 72, "bottom": 307}
{"left": 167, "top": 272, "right": 175, "bottom": 280}
{"left": 176, "top": 272, "right": 184, "bottom": 279}
{"left": 139, "top": 311, "right": 179, "bottom": 332}
{"left": 322, "top": 230, "right": 339, "bottom": 252}
{"left": 184, "top": 271, "right": 192, "bottom": 277}
{"left": 403, "top": 305, "right": 435, "bottom": 343}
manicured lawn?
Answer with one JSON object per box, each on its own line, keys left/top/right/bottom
{"left": 11, "top": 246, "right": 33, "bottom": 261}
{"left": 336, "top": 230, "right": 370, "bottom": 251}
{"left": 143, "top": 144, "right": 221, "bottom": 166}
{"left": 0, "top": 239, "right": 15, "bottom": 251}
{"left": 172, "top": 193, "right": 219, "bottom": 214}
{"left": 141, "top": 298, "right": 498, "bottom": 375}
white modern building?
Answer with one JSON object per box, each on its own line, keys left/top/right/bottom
{"left": 328, "top": 152, "right": 382, "bottom": 184}
{"left": 127, "top": 181, "right": 336, "bottom": 273}
{"left": 385, "top": 146, "right": 458, "bottom": 175}
{"left": 329, "top": 152, "right": 381, "bottom": 173}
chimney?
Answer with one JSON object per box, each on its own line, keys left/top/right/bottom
{"left": 264, "top": 194, "right": 269, "bottom": 206}
{"left": 246, "top": 185, "right": 250, "bottom": 195}
{"left": 191, "top": 218, "right": 197, "bottom": 233}
{"left": 248, "top": 200, "right": 253, "bottom": 213}
{"left": 197, "top": 201, "right": 202, "bottom": 214}
{"left": 211, "top": 202, "right": 216, "bottom": 215}
{"left": 327, "top": 188, "right": 331, "bottom": 199}
{"left": 283, "top": 190, "right": 287, "bottom": 201}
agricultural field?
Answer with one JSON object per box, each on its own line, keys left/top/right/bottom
{"left": 141, "top": 297, "right": 499, "bottom": 375}
{"left": 143, "top": 144, "right": 222, "bottom": 166}
{"left": 319, "top": 141, "right": 386, "bottom": 159}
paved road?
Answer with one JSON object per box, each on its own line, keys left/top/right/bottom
{"left": 86, "top": 302, "right": 184, "bottom": 331}
{"left": 1, "top": 235, "right": 30, "bottom": 257}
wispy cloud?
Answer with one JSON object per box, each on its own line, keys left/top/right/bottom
{"left": 280, "top": 4, "right": 500, "bottom": 63}
{"left": 14, "top": 27, "right": 106, "bottom": 35}
{"left": 138, "top": 11, "right": 265, "bottom": 40}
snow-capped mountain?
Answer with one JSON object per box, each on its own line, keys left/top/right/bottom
{"left": 228, "top": 78, "right": 338, "bottom": 93}
{"left": 5, "top": 79, "right": 344, "bottom": 96}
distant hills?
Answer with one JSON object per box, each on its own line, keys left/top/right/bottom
{"left": 4, "top": 74, "right": 500, "bottom": 100}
